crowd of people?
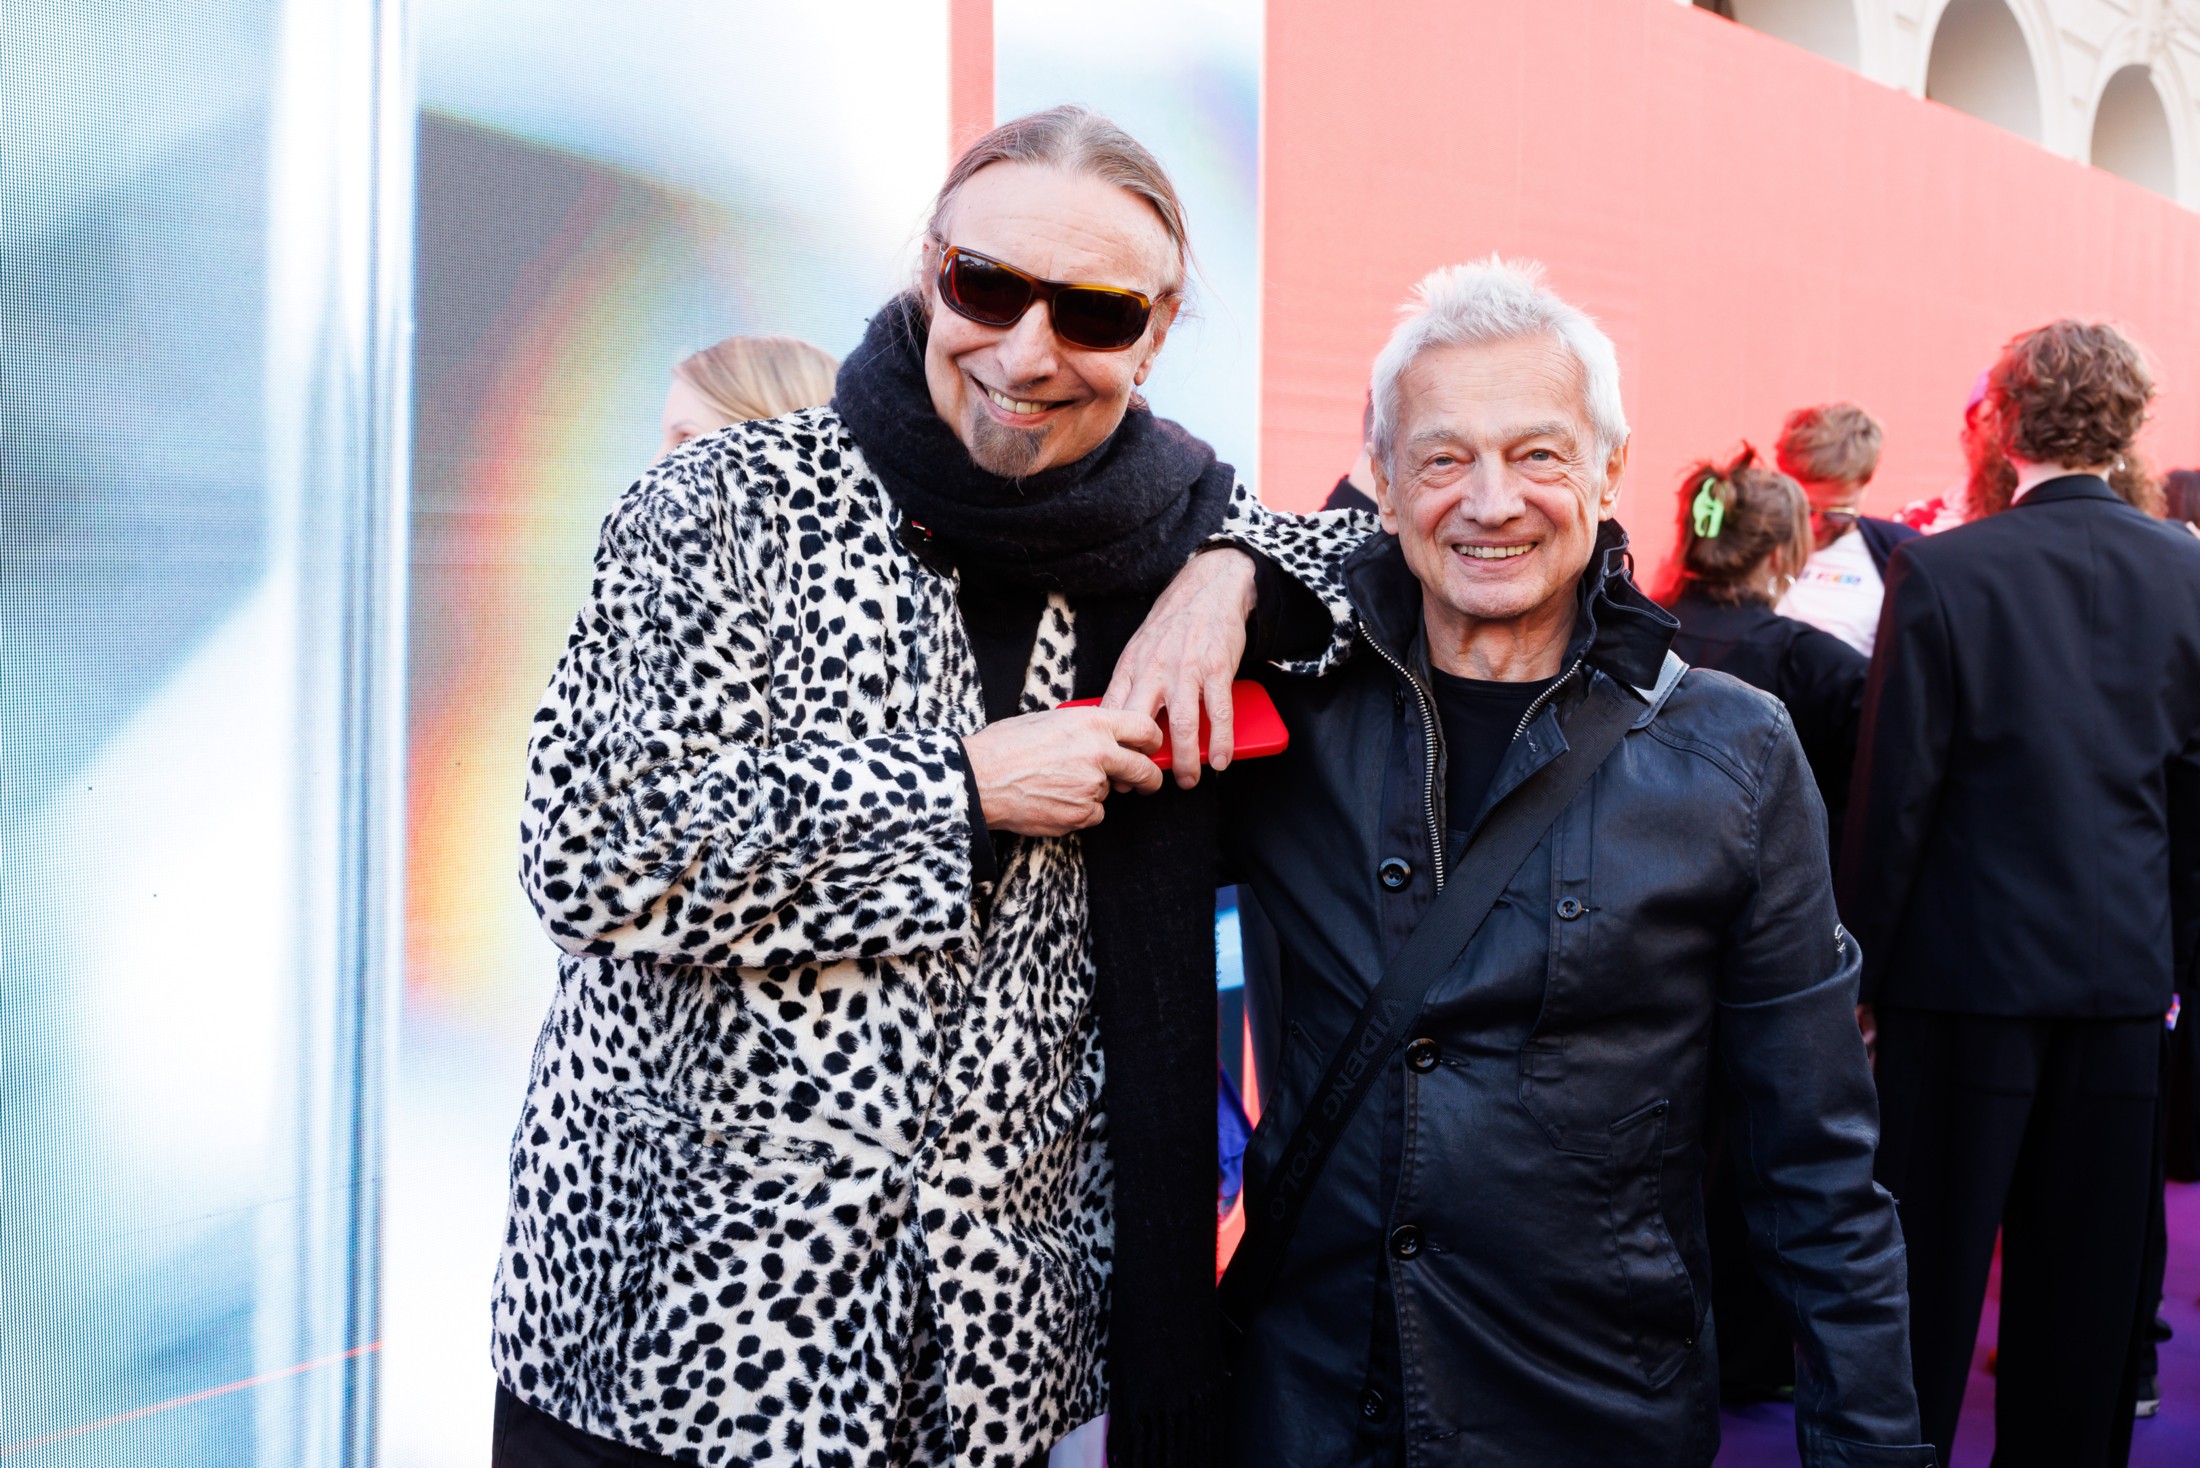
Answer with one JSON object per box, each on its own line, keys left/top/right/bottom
{"left": 1657, "top": 371, "right": 2200, "bottom": 1467}
{"left": 484, "top": 105, "right": 2199, "bottom": 1468}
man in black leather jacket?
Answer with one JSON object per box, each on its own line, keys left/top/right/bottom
{"left": 1218, "top": 259, "right": 1931, "bottom": 1466}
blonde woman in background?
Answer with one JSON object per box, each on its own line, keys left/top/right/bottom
{"left": 657, "top": 333, "right": 839, "bottom": 458}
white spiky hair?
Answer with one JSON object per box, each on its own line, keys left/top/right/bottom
{"left": 1368, "top": 255, "right": 1628, "bottom": 466}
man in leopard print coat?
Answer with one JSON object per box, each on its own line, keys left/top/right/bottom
{"left": 488, "top": 107, "right": 1365, "bottom": 1467}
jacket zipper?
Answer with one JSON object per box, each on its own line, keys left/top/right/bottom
{"left": 1364, "top": 631, "right": 1450, "bottom": 890}
{"left": 1512, "top": 656, "right": 1585, "bottom": 742}
{"left": 1365, "top": 639, "right": 1590, "bottom": 893}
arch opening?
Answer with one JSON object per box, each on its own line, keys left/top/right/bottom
{"left": 1704, "top": 0, "right": 1862, "bottom": 72}
{"left": 1925, "top": 0, "right": 2041, "bottom": 143}
{"left": 2091, "top": 64, "right": 2177, "bottom": 199}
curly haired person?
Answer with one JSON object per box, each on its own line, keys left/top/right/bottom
{"left": 1844, "top": 320, "right": 2200, "bottom": 1468}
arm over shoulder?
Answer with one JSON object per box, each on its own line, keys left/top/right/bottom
{"left": 1211, "top": 487, "right": 1378, "bottom": 676}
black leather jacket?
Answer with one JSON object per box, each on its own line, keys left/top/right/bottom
{"left": 1223, "top": 524, "right": 1930, "bottom": 1467}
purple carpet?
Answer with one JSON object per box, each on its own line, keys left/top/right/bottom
{"left": 1715, "top": 1180, "right": 2200, "bottom": 1466}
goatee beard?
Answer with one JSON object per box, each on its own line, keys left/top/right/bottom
{"left": 966, "top": 408, "right": 1047, "bottom": 480}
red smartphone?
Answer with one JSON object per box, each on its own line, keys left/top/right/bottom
{"left": 1061, "top": 679, "right": 1289, "bottom": 772}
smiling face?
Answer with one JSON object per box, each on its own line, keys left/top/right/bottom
{"left": 1372, "top": 335, "right": 1626, "bottom": 678}
{"left": 924, "top": 161, "right": 1179, "bottom": 477}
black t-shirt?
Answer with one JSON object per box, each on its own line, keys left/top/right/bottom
{"left": 1429, "top": 668, "right": 1556, "bottom": 836}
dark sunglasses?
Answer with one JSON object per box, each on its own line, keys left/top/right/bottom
{"left": 935, "top": 244, "right": 1156, "bottom": 352}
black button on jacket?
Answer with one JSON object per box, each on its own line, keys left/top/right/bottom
{"left": 1222, "top": 523, "right": 1930, "bottom": 1467}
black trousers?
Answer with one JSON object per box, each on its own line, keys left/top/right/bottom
{"left": 2109, "top": 1029, "right": 2174, "bottom": 1466}
{"left": 490, "top": 1385, "right": 1059, "bottom": 1468}
{"left": 1872, "top": 1009, "right": 2159, "bottom": 1468}
{"left": 491, "top": 1388, "right": 681, "bottom": 1468}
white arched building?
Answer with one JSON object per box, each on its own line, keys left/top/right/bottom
{"left": 1690, "top": 0, "right": 2200, "bottom": 208}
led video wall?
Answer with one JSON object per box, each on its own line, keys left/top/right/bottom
{"left": 3, "top": 0, "right": 404, "bottom": 1462}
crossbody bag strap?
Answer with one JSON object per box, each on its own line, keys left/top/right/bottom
{"left": 1218, "top": 675, "right": 1643, "bottom": 1341}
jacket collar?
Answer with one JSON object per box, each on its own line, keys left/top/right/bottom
{"left": 2014, "top": 473, "right": 2119, "bottom": 509}
{"left": 1342, "top": 518, "right": 1677, "bottom": 691}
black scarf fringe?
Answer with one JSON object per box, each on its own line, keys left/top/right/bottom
{"left": 1104, "top": 1378, "right": 1232, "bottom": 1468}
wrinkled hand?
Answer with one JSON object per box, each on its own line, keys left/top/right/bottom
{"left": 963, "top": 706, "right": 1164, "bottom": 837}
{"left": 1103, "top": 547, "right": 1257, "bottom": 788}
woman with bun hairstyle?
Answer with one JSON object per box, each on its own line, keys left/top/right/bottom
{"left": 1664, "top": 448, "right": 1868, "bottom": 842}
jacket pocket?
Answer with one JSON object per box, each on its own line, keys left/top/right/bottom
{"left": 1606, "top": 1097, "right": 1700, "bottom": 1389}
{"left": 611, "top": 1091, "right": 842, "bottom": 1246}
{"left": 594, "top": 1092, "right": 844, "bottom": 1409}
{"left": 615, "top": 1090, "right": 840, "bottom": 1158}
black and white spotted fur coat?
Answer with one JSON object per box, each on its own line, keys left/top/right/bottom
{"left": 491, "top": 405, "right": 1363, "bottom": 1465}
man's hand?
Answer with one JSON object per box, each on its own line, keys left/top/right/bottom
{"left": 963, "top": 707, "right": 1164, "bottom": 837}
{"left": 1856, "top": 1002, "right": 1877, "bottom": 1069}
{"left": 1103, "top": 547, "right": 1258, "bottom": 789}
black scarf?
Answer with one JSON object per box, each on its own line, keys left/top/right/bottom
{"left": 837, "top": 297, "right": 1234, "bottom": 1466}
{"left": 836, "top": 294, "right": 1235, "bottom": 596}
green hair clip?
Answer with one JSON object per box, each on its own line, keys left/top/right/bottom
{"left": 1691, "top": 476, "right": 1726, "bottom": 539}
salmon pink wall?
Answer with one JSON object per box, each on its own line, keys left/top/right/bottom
{"left": 949, "top": 0, "right": 994, "bottom": 157}
{"left": 1260, "top": 0, "right": 2200, "bottom": 586}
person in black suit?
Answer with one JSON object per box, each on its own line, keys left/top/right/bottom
{"left": 1842, "top": 320, "right": 2200, "bottom": 1468}
{"left": 1664, "top": 447, "right": 1868, "bottom": 844}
